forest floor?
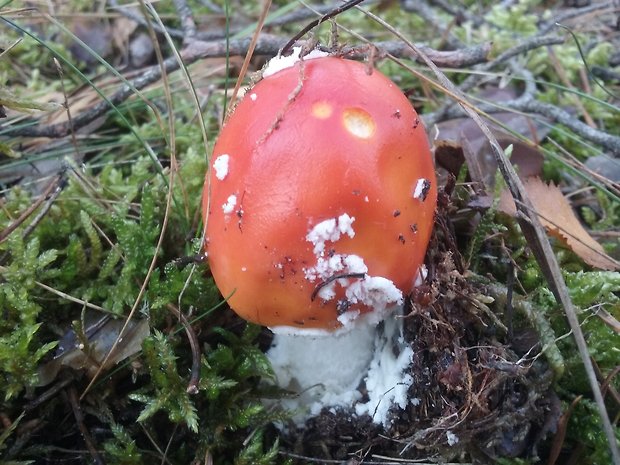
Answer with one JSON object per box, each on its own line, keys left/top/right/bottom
{"left": 0, "top": 1, "right": 619, "bottom": 464}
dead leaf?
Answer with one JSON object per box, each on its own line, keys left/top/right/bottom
{"left": 37, "top": 313, "right": 149, "bottom": 386}
{"left": 42, "top": 85, "right": 105, "bottom": 127}
{"left": 434, "top": 139, "right": 465, "bottom": 177}
{"left": 111, "top": 16, "right": 139, "bottom": 59}
{"left": 69, "top": 20, "right": 113, "bottom": 64}
{"left": 547, "top": 395, "right": 582, "bottom": 465}
{"left": 499, "top": 178, "right": 620, "bottom": 270}
{"left": 0, "top": 86, "right": 62, "bottom": 113}
{"left": 434, "top": 85, "right": 547, "bottom": 188}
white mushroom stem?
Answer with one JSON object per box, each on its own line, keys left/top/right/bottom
{"left": 266, "top": 306, "right": 416, "bottom": 427}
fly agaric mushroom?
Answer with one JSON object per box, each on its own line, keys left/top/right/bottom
{"left": 202, "top": 48, "right": 437, "bottom": 425}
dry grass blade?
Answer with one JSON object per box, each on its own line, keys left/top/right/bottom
{"left": 357, "top": 7, "right": 620, "bottom": 465}
{"left": 0, "top": 174, "right": 63, "bottom": 243}
{"left": 227, "top": 0, "right": 273, "bottom": 115}
{"left": 80, "top": 2, "right": 179, "bottom": 400}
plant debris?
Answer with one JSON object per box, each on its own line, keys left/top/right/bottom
{"left": 499, "top": 177, "right": 620, "bottom": 270}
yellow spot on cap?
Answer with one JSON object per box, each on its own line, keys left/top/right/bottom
{"left": 343, "top": 108, "right": 375, "bottom": 139}
{"left": 312, "top": 101, "right": 333, "bottom": 119}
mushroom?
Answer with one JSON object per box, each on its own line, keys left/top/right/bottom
{"left": 202, "top": 49, "right": 437, "bottom": 426}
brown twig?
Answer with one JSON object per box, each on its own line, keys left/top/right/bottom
{"left": 0, "top": 173, "right": 63, "bottom": 243}
{"left": 20, "top": 176, "right": 66, "bottom": 239}
{"left": 67, "top": 386, "right": 105, "bottom": 465}
{"left": 595, "top": 362, "right": 620, "bottom": 407}
{"left": 166, "top": 304, "right": 202, "bottom": 394}
{"left": 145, "top": 4, "right": 201, "bottom": 395}
{"left": 3, "top": 35, "right": 490, "bottom": 139}
{"left": 281, "top": 0, "right": 367, "bottom": 55}
{"left": 426, "top": 62, "right": 620, "bottom": 156}
{"left": 426, "top": 90, "right": 620, "bottom": 156}
{"left": 546, "top": 46, "right": 596, "bottom": 128}
{"left": 24, "top": 374, "right": 75, "bottom": 411}
{"left": 462, "top": 34, "right": 564, "bottom": 91}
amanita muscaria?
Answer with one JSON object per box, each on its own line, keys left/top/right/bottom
{"left": 203, "top": 51, "right": 437, "bottom": 335}
{"left": 203, "top": 49, "right": 438, "bottom": 425}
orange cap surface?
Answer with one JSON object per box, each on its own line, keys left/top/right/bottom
{"left": 202, "top": 56, "right": 437, "bottom": 331}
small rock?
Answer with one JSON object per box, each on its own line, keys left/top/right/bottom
{"left": 584, "top": 154, "right": 620, "bottom": 182}
{"left": 130, "top": 32, "right": 155, "bottom": 68}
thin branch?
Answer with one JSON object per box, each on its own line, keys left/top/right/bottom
{"left": 428, "top": 0, "right": 485, "bottom": 27}
{"left": 167, "top": 304, "right": 201, "bottom": 394}
{"left": 172, "top": 0, "right": 197, "bottom": 40}
{"left": 227, "top": 0, "right": 273, "bottom": 114}
{"left": 511, "top": 97, "right": 620, "bottom": 155}
{"left": 342, "top": 41, "right": 492, "bottom": 67}
{"left": 538, "top": 1, "right": 615, "bottom": 35}
{"left": 460, "top": 34, "right": 565, "bottom": 93}
{"left": 21, "top": 176, "right": 66, "bottom": 239}
{"left": 0, "top": 173, "right": 64, "bottom": 243}
{"left": 3, "top": 36, "right": 490, "bottom": 138}
{"left": 68, "top": 387, "right": 105, "bottom": 465}
{"left": 424, "top": 67, "right": 620, "bottom": 155}
{"left": 281, "top": 0, "right": 367, "bottom": 55}
{"left": 401, "top": 0, "right": 466, "bottom": 49}
{"left": 424, "top": 34, "right": 564, "bottom": 126}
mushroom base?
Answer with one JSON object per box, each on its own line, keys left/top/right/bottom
{"left": 266, "top": 306, "right": 414, "bottom": 428}
{"left": 265, "top": 202, "right": 561, "bottom": 463}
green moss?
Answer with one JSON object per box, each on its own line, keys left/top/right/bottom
{"left": 2, "top": 1, "right": 620, "bottom": 463}
{"left": 0, "top": 235, "right": 59, "bottom": 399}
{"left": 565, "top": 398, "right": 620, "bottom": 465}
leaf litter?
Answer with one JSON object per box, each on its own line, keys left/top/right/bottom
{"left": 499, "top": 177, "right": 620, "bottom": 271}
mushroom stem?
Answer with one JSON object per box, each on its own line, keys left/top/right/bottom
{"left": 266, "top": 306, "right": 415, "bottom": 427}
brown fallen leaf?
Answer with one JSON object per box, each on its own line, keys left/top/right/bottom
{"left": 547, "top": 395, "right": 582, "bottom": 465}
{"left": 499, "top": 177, "right": 620, "bottom": 271}
{"left": 111, "top": 16, "right": 139, "bottom": 61}
{"left": 37, "top": 314, "right": 149, "bottom": 386}
{"left": 434, "top": 139, "right": 465, "bottom": 177}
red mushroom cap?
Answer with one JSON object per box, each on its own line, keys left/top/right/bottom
{"left": 202, "top": 55, "right": 437, "bottom": 331}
